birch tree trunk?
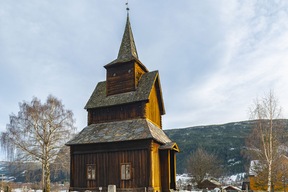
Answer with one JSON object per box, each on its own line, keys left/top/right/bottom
{"left": 267, "top": 160, "right": 272, "bottom": 192}
{"left": 43, "top": 160, "right": 51, "bottom": 192}
{"left": 246, "top": 91, "right": 285, "bottom": 192}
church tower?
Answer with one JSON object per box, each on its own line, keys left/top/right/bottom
{"left": 84, "top": 13, "right": 165, "bottom": 128}
{"left": 105, "top": 15, "right": 146, "bottom": 95}
{"left": 67, "top": 12, "right": 179, "bottom": 192}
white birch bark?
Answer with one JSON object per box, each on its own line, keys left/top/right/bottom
{"left": 248, "top": 91, "right": 283, "bottom": 192}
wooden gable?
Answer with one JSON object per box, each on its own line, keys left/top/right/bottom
{"left": 145, "top": 74, "right": 165, "bottom": 128}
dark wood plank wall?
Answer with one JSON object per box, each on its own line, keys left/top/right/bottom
{"left": 70, "top": 146, "right": 75, "bottom": 187}
{"left": 88, "top": 102, "right": 146, "bottom": 125}
{"left": 160, "top": 150, "right": 170, "bottom": 192}
{"left": 170, "top": 151, "right": 176, "bottom": 190}
{"left": 70, "top": 140, "right": 152, "bottom": 191}
{"left": 106, "top": 62, "right": 135, "bottom": 96}
{"left": 71, "top": 150, "right": 149, "bottom": 190}
{"left": 145, "top": 85, "right": 162, "bottom": 128}
{"left": 73, "top": 140, "right": 151, "bottom": 153}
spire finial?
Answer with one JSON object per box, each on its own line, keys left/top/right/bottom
{"left": 126, "top": 0, "right": 130, "bottom": 14}
{"left": 104, "top": 0, "right": 138, "bottom": 66}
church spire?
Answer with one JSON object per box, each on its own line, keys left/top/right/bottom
{"left": 105, "top": 13, "right": 139, "bottom": 67}
{"left": 117, "top": 13, "right": 138, "bottom": 61}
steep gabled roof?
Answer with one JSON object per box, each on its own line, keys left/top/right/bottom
{"left": 159, "top": 142, "right": 180, "bottom": 152}
{"left": 66, "top": 119, "right": 171, "bottom": 145}
{"left": 222, "top": 185, "right": 241, "bottom": 191}
{"left": 85, "top": 70, "right": 165, "bottom": 114}
{"left": 116, "top": 15, "right": 138, "bottom": 60}
{"left": 105, "top": 14, "right": 146, "bottom": 69}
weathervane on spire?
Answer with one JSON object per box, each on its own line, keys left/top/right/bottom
{"left": 126, "top": 0, "right": 130, "bottom": 13}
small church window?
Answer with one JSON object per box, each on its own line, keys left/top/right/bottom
{"left": 121, "top": 163, "right": 131, "bottom": 180}
{"left": 87, "top": 164, "right": 96, "bottom": 180}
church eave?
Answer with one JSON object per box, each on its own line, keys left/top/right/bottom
{"left": 65, "top": 119, "right": 172, "bottom": 146}
{"left": 104, "top": 56, "right": 148, "bottom": 73}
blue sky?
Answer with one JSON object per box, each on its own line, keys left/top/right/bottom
{"left": 1, "top": 0, "right": 288, "bottom": 137}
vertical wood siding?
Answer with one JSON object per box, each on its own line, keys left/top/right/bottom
{"left": 150, "top": 141, "right": 161, "bottom": 191}
{"left": 106, "top": 62, "right": 135, "bottom": 96}
{"left": 145, "top": 84, "right": 162, "bottom": 128}
{"left": 135, "top": 63, "right": 146, "bottom": 87}
{"left": 88, "top": 102, "right": 145, "bottom": 125}
{"left": 160, "top": 150, "right": 169, "bottom": 192}
{"left": 70, "top": 141, "right": 151, "bottom": 191}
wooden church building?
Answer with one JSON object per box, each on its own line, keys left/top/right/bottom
{"left": 66, "top": 13, "right": 179, "bottom": 192}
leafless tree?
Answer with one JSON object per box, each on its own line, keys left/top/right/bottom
{"left": 246, "top": 91, "right": 287, "bottom": 192}
{"left": 186, "top": 148, "right": 223, "bottom": 187}
{"left": 51, "top": 145, "right": 71, "bottom": 181}
{"left": 0, "top": 95, "right": 76, "bottom": 192}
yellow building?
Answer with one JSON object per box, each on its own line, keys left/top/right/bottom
{"left": 249, "top": 155, "right": 288, "bottom": 191}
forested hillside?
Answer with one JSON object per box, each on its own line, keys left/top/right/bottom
{"left": 164, "top": 120, "right": 258, "bottom": 175}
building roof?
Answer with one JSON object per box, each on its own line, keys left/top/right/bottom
{"left": 85, "top": 70, "right": 165, "bottom": 114}
{"left": 198, "top": 179, "right": 221, "bottom": 190}
{"left": 159, "top": 142, "right": 180, "bottom": 152}
{"left": 222, "top": 185, "right": 241, "bottom": 191}
{"left": 105, "top": 14, "right": 141, "bottom": 67}
{"left": 66, "top": 118, "right": 172, "bottom": 146}
{"left": 201, "top": 179, "right": 221, "bottom": 186}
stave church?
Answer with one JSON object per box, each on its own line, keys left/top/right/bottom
{"left": 66, "top": 10, "right": 179, "bottom": 192}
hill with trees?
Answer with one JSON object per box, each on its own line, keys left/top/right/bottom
{"left": 164, "top": 120, "right": 288, "bottom": 175}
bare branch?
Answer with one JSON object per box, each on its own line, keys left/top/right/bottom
{"left": 0, "top": 95, "right": 76, "bottom": 192}
{"left": 245, "top": 91, "right": 286, "bottom": 192}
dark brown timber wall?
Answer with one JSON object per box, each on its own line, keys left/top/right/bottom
{"left": 70, "top": 140, "right": 151, "bottom": 191}
{"left": 106, "top": 62, "right": 135, "bottom": 96}
{"left": 87, "top": 102, "right": 146, "bottom": 125}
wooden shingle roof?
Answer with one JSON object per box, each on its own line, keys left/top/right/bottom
{"left": 105, "top": 15, "right": 138, "bottom": 66}
{"left": 84, "top": 70, "right": 165, "bottom": 114}
{"left": 66, "top": 119, "right": 171, "bottom": 145}
{"left": 104, "top": 14, "right": 148, "bottom": 71}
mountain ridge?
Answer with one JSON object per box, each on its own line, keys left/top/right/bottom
{"left": 166, "top": 119, "right": 256, "bottom": 130}
{"left": 164, "top": 119, "right": 288, "bottom": 175}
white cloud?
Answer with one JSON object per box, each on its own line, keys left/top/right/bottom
{"left": 1, "top": 0, "right": 288, "bottom": 133}
{"left": 162, "top": 0, "right": 288, "bottom": 128}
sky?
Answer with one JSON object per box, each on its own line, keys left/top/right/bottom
{"left": 1, "top": 0, "right": 288, "bottom": 137}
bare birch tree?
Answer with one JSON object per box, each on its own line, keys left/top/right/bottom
{"left": 246, "top": 91, "right": 286, "bottom": 192}
{"left": 0, "top": 95, "right": 76, "bottom": 192}
{"left": 187, "top": 148, "right": 223, "bottom": 187}
{"left": 51, "top": 145, "right": 71, "bottom": 181}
